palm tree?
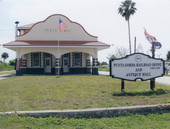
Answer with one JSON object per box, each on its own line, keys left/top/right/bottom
{"left": 118, "top": 0, "right": 137, "bottom": 54}
{"left": 1, "top": 52, "right": 9, "bottom": 62}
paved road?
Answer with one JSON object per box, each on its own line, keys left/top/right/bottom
{"left": 0, "top": 73, "right": 15, "bottom": 80}
{"left": 155, "top": 76, "right": 170, "bottom": 85}
{"left": 99, "top": 71, "right": 170, "bottom": 86}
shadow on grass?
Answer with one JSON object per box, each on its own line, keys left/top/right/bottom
{"left": 113, "top": 89, "right": 169, "bottom": 96}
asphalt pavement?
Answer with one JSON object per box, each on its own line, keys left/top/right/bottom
{"left": 0, "top": 73, "right": 15, "bottom": 80}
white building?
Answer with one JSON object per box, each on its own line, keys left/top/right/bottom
{"left": 3, "top": 14, "right": 110, "bottom": 75}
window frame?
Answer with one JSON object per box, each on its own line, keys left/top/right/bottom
{"left": 74, "top": 52, "right": 81, "bottom": 66}
{"left": 32, "top": 52, "right": 40, "bottom": 67}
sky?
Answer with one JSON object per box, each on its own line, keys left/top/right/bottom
{"left": 0, "top": 0, "right": 170, "bottom": 63}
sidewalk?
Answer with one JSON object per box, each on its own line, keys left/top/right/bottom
{"left": 0, "top": 70, "right": 15, "bottom": 73}
{"left": 99, "top": 71, "right": 110, "bottom": 76}
{"left": 0, "top": 73, "right": 15, "bottom": 80}
{"left": 0, "top": 104, "right": 169, "bottom": 118}
{"left": 99, "top": 71, "right": 170, "bottom": 85}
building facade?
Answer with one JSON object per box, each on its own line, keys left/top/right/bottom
{"left": 3, "top": 14, "right": 110, "bottom": 75}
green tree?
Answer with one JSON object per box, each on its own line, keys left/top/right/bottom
{"left": 166, "top": 51, "right": 170, "bottom": 61}
{"left": 101, "top": 62, "right": 108, "bottom": 65}
{"left": 118, "top": 0, "right": 137, "bottom": 54}
{"left": 1, "top": 52, "right": 9, "bottom": 62}
{"left": 9, "top": 59, "right": 15, "bottom": 66}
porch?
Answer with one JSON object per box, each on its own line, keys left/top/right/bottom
{"left": 17, "top": 51, "right": 98, "bottom": 75}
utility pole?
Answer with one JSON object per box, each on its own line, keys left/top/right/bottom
{"left": 134, "top": 37, "right": 136, "bottom": 53}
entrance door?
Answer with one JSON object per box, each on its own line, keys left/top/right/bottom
{"left": 63, "top": 57, "right": 69, "bottom": 73}
{"left": 45, "top": 57, "right": 51, "bottom": 73}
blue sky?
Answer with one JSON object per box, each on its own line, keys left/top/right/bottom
{"left": 0, "top": 0, "right": 170, "bottom": 62}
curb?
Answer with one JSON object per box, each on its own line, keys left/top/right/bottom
{"left": 0, "top": 104, "right": 170, "bottom": 118}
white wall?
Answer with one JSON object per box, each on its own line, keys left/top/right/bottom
{"left": 16, "top": 47, "right": 98, "bottom": 59}
{"left": 16, "top": 14, "right": 98, "bottom": 41}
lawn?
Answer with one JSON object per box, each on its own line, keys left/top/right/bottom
{"left": 98, "top": 66, "right": 109, "bottom": 71}
{"left": 0, "top": 113, "right": 170, "bottom": 129}
{"left": 0, "top": 62, "right": 14, "bottom": 71}
{"left": 0, "top": 75, "right": 170, "bottom": 112}
{"left": 0, "top": 71, "right": 15, "bottom": 75}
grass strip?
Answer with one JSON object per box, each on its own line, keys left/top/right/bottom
{"left": 0, "top": 113, "right": 170, "bottom": 129}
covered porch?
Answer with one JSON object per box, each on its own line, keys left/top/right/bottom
{"left": 15, "top": 47, "right": 99, "bottom": 75}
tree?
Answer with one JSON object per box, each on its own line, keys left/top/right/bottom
{"left": 9, "top": 59, "right": 15, "bottom": 66}
{"left": 1, "top": 52, "right": 9, "bottom": 62}
{"left": 107, "top": 54, "right": 117, "bottom": 60}
{"left": 101, "top": 62, "right": 108, "bottom": 65}
{"left": 108, "top": 47, "right": 128, "bottom": 60}
{"left": 166, "top": 51, "right": 170, "bottom": 61}
{"left": 118, "top": 0, "right": 137, "bottom": 54}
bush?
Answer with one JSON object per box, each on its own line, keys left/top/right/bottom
{"left": 0, "top": 62, "right": 14, "bottom": 71}
{"left": 9, "top": 59, "right": 15, "bottom": 66}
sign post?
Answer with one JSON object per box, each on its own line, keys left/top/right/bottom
{"left": 110, "top": 53, "right": 165, "bottom": 91}
{"left": 150, "top": 44, "right": 155, "bottom": 90}
{"left": 121, "top": 79, "right": 125, "bottom": 92}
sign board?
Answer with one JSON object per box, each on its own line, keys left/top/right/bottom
{"left": 110, "top": 53, "right": 165, "bottom": 81}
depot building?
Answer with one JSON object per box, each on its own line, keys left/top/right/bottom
{"left": 3, "top": 14, "right": 110, "bottom": 75}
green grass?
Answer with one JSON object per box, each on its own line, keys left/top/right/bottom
{"left": 0, "top": 71, "right": 15, "bottom": 75}
{"left": 0, "top": 62, "right": 14, "bottom": 71}
{"left": 165, "top": 74, "right": 170, "bottom": 77}
{"left": 0, "top": 113, "right": 170, "bottom": 129}
{"left": 0, "top": 75, "right": 170, "bottom": 112}
{"left": 98, "top": 66, "right": 109, "bottom": 71}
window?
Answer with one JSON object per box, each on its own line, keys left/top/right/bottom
{"left": 32, "top": 53, "right": 40, "bottom": 66}
{"left": 46, "top": 59, "right": 50, "bottom": 66}
{"left": 45, "top": 53, "right": 51, "bottom": 57}
{"left": 74, "top": 53, "right": 81, "bottom": 66}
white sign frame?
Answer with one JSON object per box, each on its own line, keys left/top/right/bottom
{"left": 110, "top": 53, "right": 165, "bottom": 81}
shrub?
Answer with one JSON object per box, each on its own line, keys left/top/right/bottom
{"left": 0, "top": 62, "right": 14, "bottom": 71}
{"left": 9, "top": 59, "right": 15, "bottom": 66}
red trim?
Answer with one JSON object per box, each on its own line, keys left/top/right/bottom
{"left": 17, "top": 14, "right": 98, "bottom": 38}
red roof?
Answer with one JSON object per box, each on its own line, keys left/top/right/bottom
{"left": 3, "top": 40, "right": 110, "bottom": 47}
